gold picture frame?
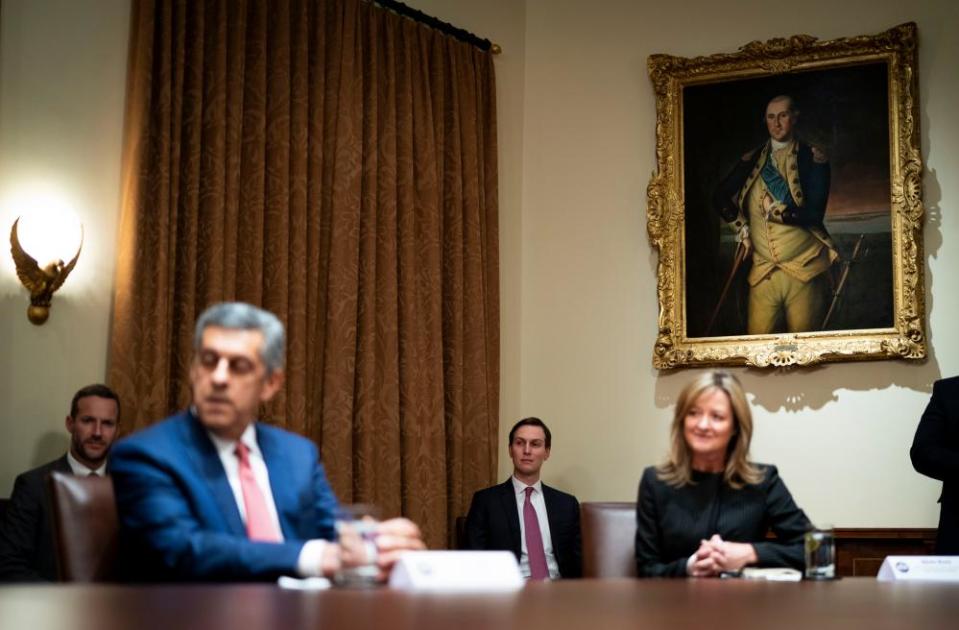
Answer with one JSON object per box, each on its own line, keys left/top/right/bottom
{"left": 646, "top": 23, "right": 924, "bottom": 369}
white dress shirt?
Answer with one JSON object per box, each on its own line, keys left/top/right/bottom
{"left": 206, "top": 422, "right": 328, "bottom": 577}
{"left": 511, "top": 476, "right": 560, "bottom": 579}
{"left": 67, "top": 451, "right": 107, "bottom": 477}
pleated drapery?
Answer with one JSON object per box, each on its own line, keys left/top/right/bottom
{"left": 109, "top": 0, "right": 499, "bottom": 549}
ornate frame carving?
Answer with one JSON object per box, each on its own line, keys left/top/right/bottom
{"left": 646, "top": 23, "right": 924, "bottom": 369}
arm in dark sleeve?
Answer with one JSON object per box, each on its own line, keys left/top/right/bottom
{"left": 566, "top": 495, "right": 582, "bottom": 578}
{"left": 111, "top": 442, "right": 304, "bottom": 581}
{"left": 751, "top": 466, "right": 810, "bottom": 570}
{"left": 635, "top": 469, "right": 688, "bottom": 578}
{"left": 911, "top": 380, "right": 959, "bottom": 482}
{"left": 712, "top": 155, "right": 754, "bottom": 223}
{"left": 0, "top": 473, "right": 45, "bottom": 582}
{"left": 308, "top": 456, "right": 339, "bottom": 541}
{"left": 778, "top": 154, "right": 830, "bottom": 227}
{"left": 463, "top": 491, "right": 489, "bottom": 550}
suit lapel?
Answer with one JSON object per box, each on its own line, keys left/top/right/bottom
{"left": 53, "top": 454, "right": 71, "bottom": 474}
{"left": 738, "top": 141, "right": 770, "bottom": 208}
{"left": 181, "top": 412, "right": 246, "bottom": 536}
{"left": 542, "top": 483, "right": 559, "bottom": 537}
{"left": 499, "top": 479, "right": 521, "bottom": 555}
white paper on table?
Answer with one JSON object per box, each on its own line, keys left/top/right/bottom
{"left": 388, "top": 550, "right": 524, "bottom": 592}
{"left": 277, "top": 576, "right": 333, "bottom": 590}
{"left": 877, "top": 556, "right": 959, "bottom": 582}
{"left": 740, "top": 568, "right": 802, "bottom": 582}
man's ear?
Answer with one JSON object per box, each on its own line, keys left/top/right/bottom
{"left": 64, "top": 415, "right": 74, "bottom": 433}
{"left": 260, "top": 369, "right": 285, "bottom": 402}
{"left": 543, "top": 447, "right": 551, "bottom": 461}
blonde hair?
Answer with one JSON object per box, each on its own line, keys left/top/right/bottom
{"left": 656, "top": 371, "right": 764, "bottom": 489}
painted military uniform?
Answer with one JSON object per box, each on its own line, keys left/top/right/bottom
{"left": 713, "top": 138, "right": 838, "bottom": 334}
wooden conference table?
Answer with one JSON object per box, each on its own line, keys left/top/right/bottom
{"left": 1, "top": 578, "right": 957, "bottom": 630}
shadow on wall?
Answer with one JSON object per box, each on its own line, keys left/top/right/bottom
{"left": 654, "top": 359, "right": 939, "bottom": 416}
{"left": 33, "top": 431, "right": 70, "bottom": 469}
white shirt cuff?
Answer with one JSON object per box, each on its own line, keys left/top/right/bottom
{"left": 686, "top": 552, "right": 696, "bottom": 574}
{"left": 296, "top": 539, "right": 329, "bottom": 578}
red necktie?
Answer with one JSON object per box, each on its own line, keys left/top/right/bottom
{"left": 235, "top": 442, "right": 281, "bottom": 542}
{"left": 524, "top": 486, "right": 549, "bottom": 580}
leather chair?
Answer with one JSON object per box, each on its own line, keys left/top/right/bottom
{"left": 47, "top": 471, "right": 119, "bottom": 582}
{"left": 581, "top": 502, "right": 637, "bottom": 578}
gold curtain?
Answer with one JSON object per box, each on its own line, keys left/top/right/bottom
{"left": 109, "top": 0, "right": 499, "bottom": 549}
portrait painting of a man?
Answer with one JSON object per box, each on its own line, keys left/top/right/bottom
{"left": 682, "top": 62, "right": 893, "bottom": 338}
{"left": 647, "top": 23, "right": 924, "bottom": 368}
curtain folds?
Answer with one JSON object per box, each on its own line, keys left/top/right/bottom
{"left": 109, "top": 0, "right": 499, "bottom": 549}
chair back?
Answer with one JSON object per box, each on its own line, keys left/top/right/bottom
{"left": 581, "top": 501, "right": 637, "bottom": 578}
{"left": 48, "top": 471, "right": 119, "bottom": 582}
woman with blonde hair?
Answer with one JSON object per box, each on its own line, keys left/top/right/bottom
{"left": 635, "top": 371, "right": 810, "bottom": 577}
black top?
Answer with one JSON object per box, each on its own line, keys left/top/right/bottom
{"left": 713, "top": 139, "right": 831, "bottom": 228}
{"left": 910, "top": 375, "right": 959, "bottom": 554}
{"left": 635, "top": 464, "right": 810, "bottom": 577}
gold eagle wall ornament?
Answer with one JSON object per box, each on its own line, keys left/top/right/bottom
{"left": 9, "top": 216, "right": 83, "bottom": 325}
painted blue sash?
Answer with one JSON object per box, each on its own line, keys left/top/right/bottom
{"left": 760, "top": 150, "right": 795, "bottom": 206}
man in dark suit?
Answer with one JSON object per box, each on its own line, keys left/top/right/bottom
{"left": 0, "top": 384, "right": 121, "bottom": 581}
{"left": 110, "top": 302, "right": 423, "bottom": 581}
{"left": 464, "top": 417, "right": 581, "bottom": 579}
{"left": 911, "top": 376, "right": 959, "bottom": 554}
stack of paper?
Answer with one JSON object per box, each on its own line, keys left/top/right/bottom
{"left": 740, "top": 568, "right": 803, "bottom": 582}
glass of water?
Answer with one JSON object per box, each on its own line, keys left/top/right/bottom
{"left": 804, "top": 525, "right": 836, "bottom": 580}
{"left": 333, "top": 504, "right": 381, "bottom": 587}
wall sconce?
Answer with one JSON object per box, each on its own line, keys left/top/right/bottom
{"left": 9, "top": 214, "right": 83, "bottom": 325}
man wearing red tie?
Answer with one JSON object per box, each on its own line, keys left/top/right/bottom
{"left": 464, "top": 418, "right": 582, "bottom": 579}
{"left": 110, "top": 302, "right": 423, "bottom": 581}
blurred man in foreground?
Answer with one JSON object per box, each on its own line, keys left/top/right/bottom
{"left": 111, "top": 302, "right": 423, "bottom": 581}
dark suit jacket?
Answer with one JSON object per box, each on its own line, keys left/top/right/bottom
{"left": 635, "top": 464, "right": 810, "bottom": 577}
{"left": 464, "top": 479, "right": 581, "bottom": 578}
{"left": 110, "top": 410, "right": 339, "bottom": 581}
{"left": 713, "top": 139, "right": 831, "bottom": 229}
{"left": 911, "top": 376, "right": 959, "bottom": 554}
{"left": 0, "top": 455, "right": 71, "bottom": 582}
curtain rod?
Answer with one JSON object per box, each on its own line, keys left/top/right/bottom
{"left": 372, "top": 0, "right": 501, "bottom": 54}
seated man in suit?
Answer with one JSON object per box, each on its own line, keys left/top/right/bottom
{"left": 464, "top": 417, "right": 582, "bottom": 579}
{"left": 110, "top": 302, "right": 423, "bottom": 581}
{"left": 0, "top": 384, "right": 120, "bottom": 581}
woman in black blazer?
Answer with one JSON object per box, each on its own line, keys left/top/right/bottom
{"left": 635, "top": 371, "right": 811, "bottom": 577}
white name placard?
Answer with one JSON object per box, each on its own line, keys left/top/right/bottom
{"left": 388, "top": 550, "right": 524, "bottom": 592}
{"left": 877, "top": 556, "right": 959, "bottom": 582}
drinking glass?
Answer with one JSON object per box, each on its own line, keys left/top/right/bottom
{"left": 333, "top": 504, "right": 381, "bottom": 587}
{"left": 804, "top": 525, "right": 836, "bottom": 580}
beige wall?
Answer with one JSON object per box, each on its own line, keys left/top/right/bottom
{"left": 2, "top": 0, "right": 957, "bottom": 530}
{"left": 0, "top": 0, "right": 130, "bottom": 493}
{"left": 422, "top": 0, "right": 958, "bottom": 528}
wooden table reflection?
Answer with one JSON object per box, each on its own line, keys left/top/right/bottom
{"left": 1, "top": 578, "right": 956, "bottom": 630}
